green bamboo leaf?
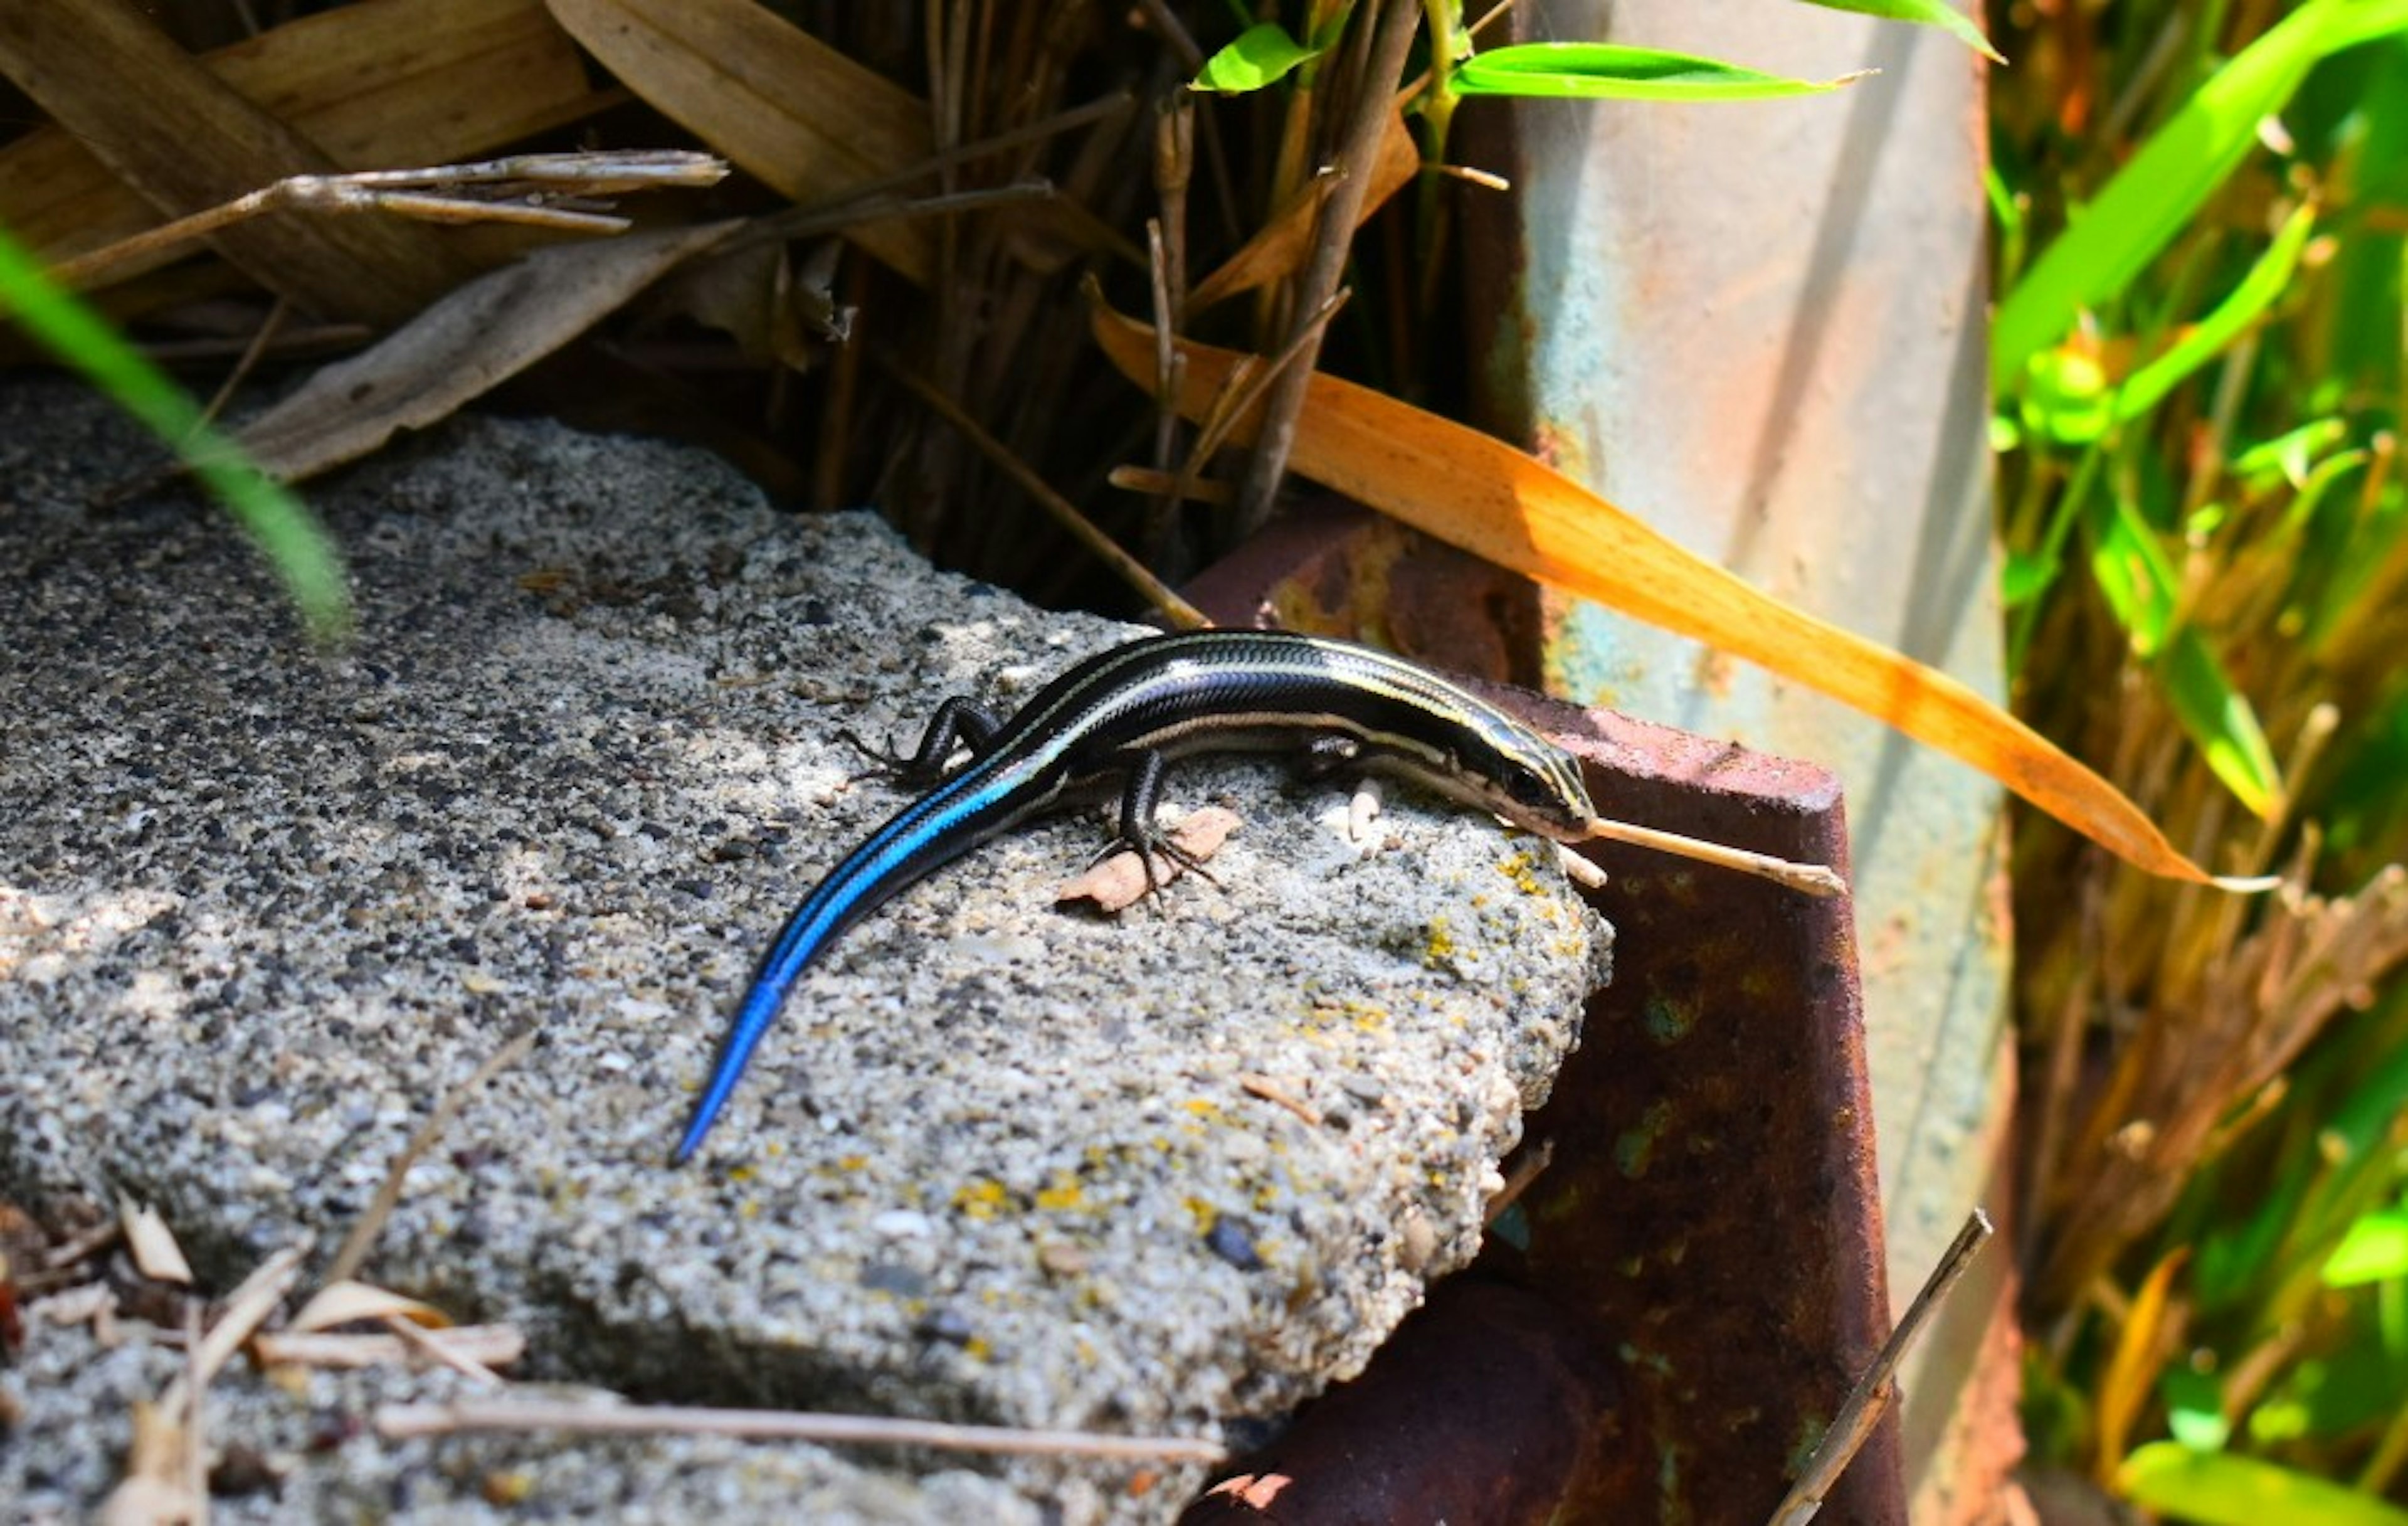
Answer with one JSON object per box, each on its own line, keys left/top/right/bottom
{"left": 1191, "top": 21, "right": 1324, "bottom": 94}
{"left": 2089, "top": 494, "right": 2182, "bottom": 655}
{"left": 1792, "top": 0, "right": 2005, "bottom": 63}
{"left": 1453, "top": 43, "right": 1869, "bottom": 101}
{"left": 1993, "top": 0, "right": 2408, "bottom": 393}
{"left": 2324, "top": 1209, "right": 2408, "bottom": 1286}
{"left": 2120, "top": 1441, "right": 2408, "bottom": 1525}
{"left": 2086, "top": 493, "right": 2281, "bottom": 816}
{"left": 0, "top": 223, "right": 351, "bottom": 644}
{"left": 2160, "top": 628, "right": 2281, "bottom": 820}
{"left": 2115, "top": 203, "right": 2320, "bottom": 423}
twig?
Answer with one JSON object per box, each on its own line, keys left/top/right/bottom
{"left": 1765, "top": 1209, "right": 1995, "bottom": 1526}
{"left": 195, "top": 298, "right": 289, "bottom": 432}
{"left": 877, "top": 352, "right": 1209, "bottom": 630}
{"left": 1106, "top": 465, "right": 1232, "bottom": 506}
{"left": 731, "top": 93, "right": 1133, "bottom": 255}
{"left": 1484, "top": 1138, "right": 1554, "bottom": 1224}
{"left": 1132, "top": 0, "right": 1206, "bottom": 70}
{"left": 324, "top": 1025, "right": 538, "bottom": 1288}
{"left": 159, "top": 1242, "right": 310, "bottom": 1416}
{"left": 1233, "top": 0, "right": 1424, "bottom": 533}
{"left": 375, "top": 1397, "right": 1228, "bottom": 1465}
{"left": 744, "top": 180, "right": 1060, "bottom": 253}
{"left": 47, "top": 152, "right": 728, "bottom": 292}
{"left": 1580, "top": 817, "right": 1848, "bottom": 899}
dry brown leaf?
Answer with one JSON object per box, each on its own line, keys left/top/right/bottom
{"left": 0, "top": 0, "right": 473, "bottom": 324}
{"left": 254, "top": 1323, "right": 525, "bottom": 1371}
{"left": 97, "top": 1400, "right": 200, "bottom": 1526}
{"left": 288, "top": 1280, "right": 452, "bottom": 1334}
{"left": 116, "top": 1199, "right": 193, "bottom": 1286}
{"left": 547, "top": 0, "right": 936, "bottom": 283}
{"left": 159, "top": 1243, "right": 309, "bottom": 1416}
{"left": 0, "top": 0, "right": 608, "bottom": 294}
{"left": 1090, "top": 302, "right": 2242, "bottom": 888}
{"left": 229, "top": 219, "right": 739, "bottom": 482}
{"left": 1056, "top": 807, "right": 1241, "bottom": 913}
{"left": 1188, "top": 109, "right": 1419, "bottom": 312}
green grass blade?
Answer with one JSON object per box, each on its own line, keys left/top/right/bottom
{"left": 2120, "top": 1441, "right": 2408, "bottom": 1524}
{"left": 1453, "top": 42, "right": 1867, "bottom": 100}
{"left": 1993, "top": 0, "right": 2408, "bottom": 394}
{"left": 2084, "top": 490, "right": 2281, "bottom": 815}
{"left": 0, "top": 223, "right": 352, "bottom": 645}
{"left": 2157, "top": 626, "right": 2281, "bottom": 819}
{"left": 2116, "top": 202, "right": 2320, "bottom": 422}
{"left": 1791, "top": 0, "right": 2005, "bottom": 63}
{"left": 2088, "top": 492, "right": 2182, "bottom": 655}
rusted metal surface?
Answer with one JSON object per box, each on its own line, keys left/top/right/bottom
{"left": 1181, "top": 1281, "right": 1642, "bottom": 1525}
{"left": 1452, "top": 3, "right": 2014, "bottom": 1510}
{"left": 1186, "top": 531, "right": 1904, "bottom": 1522}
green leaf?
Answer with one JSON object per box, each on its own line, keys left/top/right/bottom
{"left": 1993, "top": 0, "right": 2408, "bottom": 393}
{"left": 1999, "top": 547, "right": 2059, "bottom": 608}
{"left": 2159, "top": 628, "right": 2281, "bottom": 819}
{"left": 1453, "top": 43, "right": 1869, "bottom": 101}
{"left": 2163, "top": 1365, "right": 2231, "bottom": 1451}
{"left": 2115, "top": 203, "right": 2320, "bottom": 423}
{"left": 2121, "top": 1441, "right": 2408, "bottom": 1525}
{"left": 2085, "top": 492, "right": 2281, "bottom": 816}
{"left": 2231, "top": 418, "right": 2352, "bottom": 489}
{"left": 2326, "top": 1209, "right": 2408, "bottom": 1286}
{"left": 2089, "top": 493, "right": 2183, "bottom": 655}
{"left": 1791, "top": 0, "right": 2005, "bottom": 63}
{"left": 0, "top": 223, "right": 351, "bottom": 644}
{"left": 1191, "top": 21, "right": 1325, "bottom": 93}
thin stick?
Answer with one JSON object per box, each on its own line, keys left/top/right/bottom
{"left": 324, "top": 1026, "right": 538, "bottom": 1288}
{"left": 1484, "top": 1138, "right": 1554, "bottom": 1225}
{"left": 1765, "top": 1209, "right": 1995, "bottom": 1526}
{"left": 879, "top": 353, "right": 1210, "bottom": 630}
{"left": 1581, "top": 817, "right": 1849, "bottom": 899}
{"left": 375, "top": 1397, "right": 1228, "bottom": 1465}
{"left": 159, "top": 1243, "right": 310, "bottom": 1416}
{"left": 1233, "top": 0, "right": 1424, "bottom": 533}
{"left": 733, "top": 93, "right": 1133, "bottom": 253}
{"left": 47, "top": 152, "right": 726, "bottom": 291}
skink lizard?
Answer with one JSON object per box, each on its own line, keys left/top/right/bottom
{"left": 673, "top": 628, "right": 1600, "bottom": 1163}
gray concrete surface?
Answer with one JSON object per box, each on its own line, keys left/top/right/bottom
{"left": 0, "top": 386, "right": 1609, "bottom": 1521}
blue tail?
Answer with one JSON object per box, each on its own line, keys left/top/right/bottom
{"left": 671, "top": 914, "right": 828, "bottom": 1163}
{"left": 670, "top": 756, "right": 1036, "bottom": 1165}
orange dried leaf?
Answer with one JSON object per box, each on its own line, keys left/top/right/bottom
{"left": 1188, "top": 108, "right": 1418, "bottom": 312}
{"left": 1091, "top": 303, "right": 2246, "bottom": 888}
{"left": 2094, "top": 1247, "right": 2189, "bottom": 1479}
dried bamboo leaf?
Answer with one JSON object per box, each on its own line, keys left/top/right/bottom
{"left": 228, "top": 220, "right": 739, "bottom": 482}
{"left": 0, "top": 0, "right": 475, "bottom": 323}
{"left": 1091, "top": 302, "right": 2244, "bottom": 888}
{"left": 288, "top": 1280, "right": 452, "bottom": 1334}
{"left": 546, "top": 0, "right": 936, "bottom": 282}
{"left": 1188, "top": 108, "right": 1418, "bottom": 312}
{"left": 115, "top": 1200, "right": 193, "bottom": 1286}
{"left": 0, "top": 0, "right": 610, "bottom": 292}
{"left": 253, "top": 1323, "right": 526, "bottom": 1370}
